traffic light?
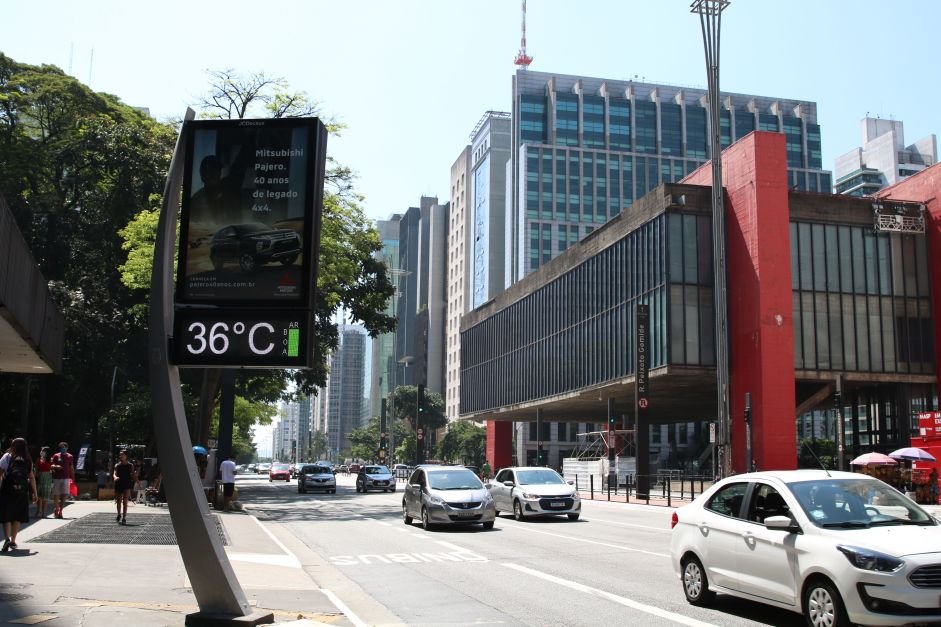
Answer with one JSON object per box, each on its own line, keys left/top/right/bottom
{"left": 417, "top": 384, "right": 425, "bottom": 414}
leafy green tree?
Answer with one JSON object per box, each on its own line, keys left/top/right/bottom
{"left": 117, "top": 68, "right": 396, "bottom": 446}
{"left": 309, "top": 429, "right": 328, "bottom": 462}
{"left": 798, "top": 438, "right": 837, "bottom": 470}
{"left": 210, "top": 396, "right": 277, "bottom": 463}
{"left": 0, "top": 53, "right": 176, "bottom": 449}
{"left": 388, "top": 385, "right": 447, "bottom": 432}
{"left": 347, "top": 416, "right": 413, "bottom": 464}
{"left": 436, "top": 421, "right": 486, "bottom": 467}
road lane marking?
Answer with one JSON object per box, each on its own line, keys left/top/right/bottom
{"left": 247, "top": 515, "right": 301, "bottom": 567}
{"left": 228, "top": 552, "right": 302, "bottom": 568}
{"left": 583, "top": 518, "right": 672, "bottom": 533}
{"left": 503, "top": 563, "right": 717, "bottom": 627}
{"left": 500, "top": 522, "right": 669, "bottom": 557}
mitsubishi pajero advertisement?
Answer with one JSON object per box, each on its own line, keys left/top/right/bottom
{"left": 176, "top": 118, "right": 325, "bottom": 306}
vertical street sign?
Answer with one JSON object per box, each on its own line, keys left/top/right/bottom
{"left": 634, "top": 303, "right": 650, "bottom": 498}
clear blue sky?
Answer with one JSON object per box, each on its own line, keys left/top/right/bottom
{"left": 3, "top": 1, "right": 938, "bottom": 222}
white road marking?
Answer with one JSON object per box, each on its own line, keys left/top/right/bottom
{"left": 584, "top": 518, "right": 672, "bottom": 533}
{"left": 500, "top": 522, "right": 670, "bottom": 557}
{"left": 503, "top": 563, "right": 717, "bottom": 627}
{"left": 320, "top": 588, "right": 369, "bottom": 627}
{"left": 247, "top": 515, "right": 301, "bottom": 567}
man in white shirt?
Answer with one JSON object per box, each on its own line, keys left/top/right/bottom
{"left": 219, "top": 454, "right": 237, "bottom": 512}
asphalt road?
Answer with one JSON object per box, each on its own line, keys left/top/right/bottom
{"left": 238, "top": 472, "right": 804, "bottom": 627}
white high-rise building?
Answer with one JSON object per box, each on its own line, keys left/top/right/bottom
{"left": 834, "top": 117, "right": 937, "bottom": 196}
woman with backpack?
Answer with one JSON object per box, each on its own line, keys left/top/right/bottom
{"left": 0, "top": 437, "right": 37, "bottom": 552}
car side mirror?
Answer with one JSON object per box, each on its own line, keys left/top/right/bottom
{"left": 764, "top": 515, "right": 799, "bottom": 532}
{"left": 410, "top": 483, "right": 421, "bottom": 490}
{"left": 566, "top": 479, "right": 574, "bottom": 485}
{"left": 503, "top": 481, "right": 515, "bottom": 488}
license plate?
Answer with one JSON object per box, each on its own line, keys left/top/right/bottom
{"left": 550, "top": 501, "right": 565, "bottom": 508}
{"left": 456, "top": 510, "right": 475, "bottom": 517}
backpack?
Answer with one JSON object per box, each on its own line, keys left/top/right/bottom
{"left": 2, "top": 457, "right": 29, "bottom": 496}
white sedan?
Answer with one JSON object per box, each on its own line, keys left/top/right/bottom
{"left": 670, "top": 469, "right": 941, "bottom": 627}
{"left": 489, "top": 467, "right": 580, "bottom": 521}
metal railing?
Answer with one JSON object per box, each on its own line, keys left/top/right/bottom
{"left": 572, "top": 472, "right": 715, "bottom": 507}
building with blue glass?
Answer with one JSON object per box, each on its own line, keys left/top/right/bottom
{"left": 506, "top": 70, "right": 832, "bottom": 284}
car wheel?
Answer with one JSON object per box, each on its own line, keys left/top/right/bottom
{"left": 567, "top": 513, "right": 580, "bottom": 521}
{"left": 681, "top": 556, "right": 716, "bottom": 606}
{"left": 239, "top": 253, "right": 257, "bottom": 272}
{"left": 210, "top": 255, "right": 223, "bottom": 270}
{"left": 513, "top": 500, "right": 525, "bottom": 521}
{"left": 421, "top": 507, "right": 433, "bottom": 531}
{"left": 482, "top": 521, "right": 494, "bottom": 530}
{"left": 803, "top": 577, "right": 848, "bottom": 627}
{"left": 403, "top": 502, "right": 413, "bottom": 525}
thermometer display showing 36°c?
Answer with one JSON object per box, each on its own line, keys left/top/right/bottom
{"left": 172, "top": 310, "right": 309, "bottom": 368}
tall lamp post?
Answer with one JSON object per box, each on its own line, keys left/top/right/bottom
{"left": 691, "top": 0, "right": 732, "bottom": 477}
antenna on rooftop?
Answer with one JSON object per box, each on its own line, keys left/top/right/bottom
{"left": 514, "top": 0, "right": 533, "bottom": 69}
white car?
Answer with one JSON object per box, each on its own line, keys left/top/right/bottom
{"left": 670, "top": 469, "right": 941, "bottom": 627}
{"left": 489, "top": 467, "right": 580, "bottom": 521}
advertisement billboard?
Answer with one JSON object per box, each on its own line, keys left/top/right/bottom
{"left": 175, "top": 118, "right": 326, "bottom": 308}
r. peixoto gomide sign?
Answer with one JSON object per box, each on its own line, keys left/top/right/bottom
{"left": 172, "top": 118, "right": 327, "bottom": 368}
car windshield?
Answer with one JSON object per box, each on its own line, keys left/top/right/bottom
{"left": 305, "top": 466, "right": 330, "bottom": 475}
{"left": 428, "top": 470, "right": 482, "bottom": 490}
{"left": 272, "top": 464, "right": 290, "bottom": 471}
{"left": 516, "top": 469, "right": 565, "bottom": 485}
{"left": 364, "top": 466, "right": 390, "bottom": 475}
{"left": 790, "top": 477, "right": 934, "bottom": 528}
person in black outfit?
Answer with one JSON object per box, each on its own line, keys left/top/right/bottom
{"left": 113, "top": 450, "right": 135, "bottom": 525}
{"left": 1, "top": 437, "right": 37, "bottom": 552}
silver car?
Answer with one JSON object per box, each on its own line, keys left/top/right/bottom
{"left": 402, "top": 466, "right": 496, "bottom": 531}
{"left": 356, "top": 464, "right": 396, "bottom": 493}
{"left": 490, "top": 467, "right": 581, "bottom": 521}
{"left": 297, "top": 464, "right": 336, "bottom": 494}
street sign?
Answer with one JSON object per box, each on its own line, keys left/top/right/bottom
{"left": 709, "top": 423, "right": 716, "bottom": 444}
{"left": 638, "top": 397, "right": 649, "bottom": 409}
{"left": 417, "top": 428, "right": 424, "bottom": 441}
{"left": 918, "top": 411, "right": 941, "bottom": 439}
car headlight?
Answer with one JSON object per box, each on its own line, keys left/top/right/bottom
{"left": 521, "top": 492, "right": 541, "bottom": 500}
{"left": 571, "top": 491, "right": 580, "bottom": 500}
{"left": 427, "top": 495, "right": 445, "bottom": 506}
{"left": 837, "top": 545, "right": 904, "bottom": 572}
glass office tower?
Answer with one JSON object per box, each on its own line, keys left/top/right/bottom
{"left": 508, "top": 70, "right": 832, "bottom": 283}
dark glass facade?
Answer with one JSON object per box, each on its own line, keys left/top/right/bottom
{"left": 790, "top": 222, "right": 933, "bottom": 374}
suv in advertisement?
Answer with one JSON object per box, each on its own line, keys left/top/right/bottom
{"left": 209, "top": 223, "right": 301, "bottom": 273}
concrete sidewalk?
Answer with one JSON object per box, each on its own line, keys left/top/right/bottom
{"left": 0, "top": 494, "right": 357, "bottom": 627}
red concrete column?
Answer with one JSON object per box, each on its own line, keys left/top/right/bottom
{"left": 875, "top": 163, "right": 941, "bottom": 397}
{"left": 486, "top": 421, "right": 513, "bottom": 471}
{"left": 683, "top": 132, "right": 796, "bottom": 471}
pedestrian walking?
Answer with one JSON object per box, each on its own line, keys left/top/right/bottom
{"left": 113, "top": 450, "right": 135, "bottom": 525}
{"left": 0, "top": 437, "right": 37, "bottom": 552}
{"left": 219, "top": 454, "right": 237, "bottom": 512}
{"left": 34, "top": 446, "right": 53, "bottom": 519}
{"left": 481, "top": 460, "right": 492, "bottom": 482}
{"left": 51, "top": 441, "right": 74, "bottom": 519}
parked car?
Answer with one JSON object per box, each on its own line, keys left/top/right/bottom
{"left": 208, "top": 223, "right": 301, "bottom": 273}
{"left": 489, "top": 467, "right": 581, "bottom": 521}
{"left": 356, "top": 465, "right": 396, "bottom": 493}
{"left": 268, "top": 463, "right": 291, "bottom": 482}
{"left": 402, "top": 465, "right": 496, "bottom": 531}
{"left": 670, "top": 469, "right": 941, "bottom": 627}
{"left": 298, "top": 464, "right": 336, "bottom": 494}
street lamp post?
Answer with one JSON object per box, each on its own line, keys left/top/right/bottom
{"left": 691, "top": 0, "right": 732, "bottom": 478}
